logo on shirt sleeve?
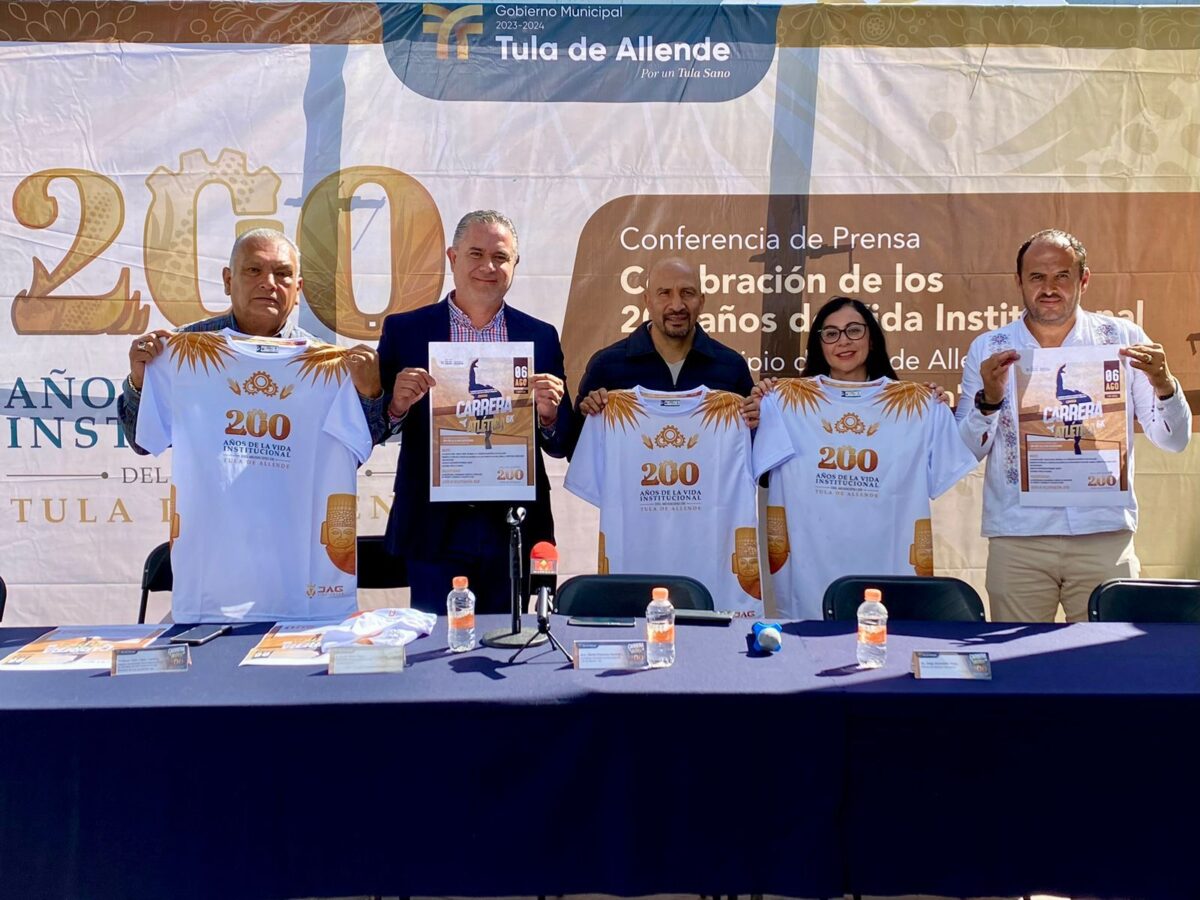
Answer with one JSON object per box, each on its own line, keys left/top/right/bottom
{"left": 908, "top": 518, "right": 933, "bottom": 576}
{"left": 320, "top": 494, "right": 357, "bottom": 575}
{"left": 766, "top": 505, "right": 790, "bottom": 573}
{"left": 730, "top": 525, "right": 762, "bottom": 600}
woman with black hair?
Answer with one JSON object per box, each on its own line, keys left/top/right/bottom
{"left": 799, "top": 295, "right": 897, "bottom": 381}
{"left": 750, "top": 296, "right": 977, "bottom": 619}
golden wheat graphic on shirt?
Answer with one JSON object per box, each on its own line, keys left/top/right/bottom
{"left": 875, "top": 381, "right": 932, "bottom": 419}
{"left": 168, "top": 332, "right": 235, "bottom": 373}
{"left": 694, "top": 390, "right": 744, "bottom": 430}
{"left": 775, "top": 378, "right": 828, "bottom": 414}
{"left": 290, "top": 343, "right": 351, "bottom": 385}
{"left": 600, "top": 390, "right": 647, "bottom": 431}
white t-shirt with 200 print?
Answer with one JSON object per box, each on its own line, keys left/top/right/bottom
{"left": 137, "top": 330, "right": 373, "bottom": 623}
{"left": 752, "top": 376, "right": 977, "bottom": 620}
{"left": 566, "top": 386, "right": 762, "bottom": 617}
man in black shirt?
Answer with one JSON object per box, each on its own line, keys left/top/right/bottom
{"left": 574, "top": 257, "right": 755, "bottom": 428}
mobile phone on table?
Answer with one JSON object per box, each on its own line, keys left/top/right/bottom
{"left": 567, "top": 616, "right": 636, "bottom": 627}
{"left": 170, "top": 624, "right": 232, "bottom": 645}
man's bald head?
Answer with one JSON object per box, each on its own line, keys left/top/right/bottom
{"left": 644, "top": 257, "right": 705, "bottom": 344}
{"left": 647, "top": 256, "right": 699, "bottom": 287}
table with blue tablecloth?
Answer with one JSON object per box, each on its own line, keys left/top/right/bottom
{"left": 0, "top": 616, "right": 1197, "bottom": 900}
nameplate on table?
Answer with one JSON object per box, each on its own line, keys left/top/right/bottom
{"left": 572, "top": 640, "right": 647, "bottom": 670}
{"left": 912, "top": 650, "right": 992, "bottom": 680}
{"left": 111, "top": 644, "right": 190, "bottom": 676}
{"left": 328, "top": 644, "right": 406, "bottom": 675}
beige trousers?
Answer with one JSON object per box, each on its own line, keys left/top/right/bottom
{"left": 985, "top": 530, "right": 1140, "bottom": 623}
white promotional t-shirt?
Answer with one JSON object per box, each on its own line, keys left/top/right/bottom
{"left": 565, "top": 386, "right": 762, "bottom": 616}
{"left": 753, "top": 377, "right": 978, "bottom": 620}
{"left": 137, "top": 331, "right": 373, "bottom": 623}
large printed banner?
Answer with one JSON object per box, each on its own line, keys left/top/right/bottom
{"left": 2, "top": 2, "right": 1199, "bottom": 622}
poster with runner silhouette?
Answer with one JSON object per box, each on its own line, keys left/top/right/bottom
{"left": 428, "top": 342, "right": 536, "bottom": 502}
{"left": 1014, "top": 346, "right": 1130, "bottom": 507}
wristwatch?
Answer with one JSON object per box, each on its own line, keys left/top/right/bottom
{"left": 974, "top": 389, "right": 1003, "bottom": 413}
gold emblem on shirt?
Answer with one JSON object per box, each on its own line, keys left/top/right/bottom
{"left": 766, "top": 505, "right": 790, "bottom": 573}
{"left": 320, "top": 494, "right": 357, "bottom": 575}
{"left": 730, "top": 526, "right": 762, "bottom": 599}
{"left": 908, "top": 518, "right": 934, "bottom": 576}
{"left": 643, "top": 423, "right": 699, "bottom": 450}
{"left": 241, "top": 370, "right": 279, "bottom": 396}
{"left": 821, "top": 411, "right": 880, "bottom": 436}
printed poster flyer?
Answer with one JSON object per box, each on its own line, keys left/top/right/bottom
{"left": 239, "top": 622, "right": 333, "bottom": 666}
{"left": 427, "top": 341, "right": 537, "bottom": 502}
{"left": 1014, "top": 345, "right": 1130, "bottom": 507}
{"left": 0, "top": 626, "right": 169, "bottom": 671}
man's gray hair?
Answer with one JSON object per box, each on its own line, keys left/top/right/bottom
{"left": 229, "top": 228, "right": 301, "bottom": 273}
{"left": 451, "top": 210, "right": 519, "bottom": 258}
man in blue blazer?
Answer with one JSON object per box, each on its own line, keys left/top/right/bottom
{"left": 378, "top": 210, "right": 572, "bottom": 614}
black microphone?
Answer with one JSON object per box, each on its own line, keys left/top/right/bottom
{"left": 529, "top": 541, "right": 559, "bottom": 608}
{"left": 536, "top": 586, "right": 552, "bottom": 624}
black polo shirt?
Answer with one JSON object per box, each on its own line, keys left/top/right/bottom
{"left": 568, "top": 323, "right": 754, "bottom": 457}
{"left": 576, "top": 322, "right": 754, "bottom": 400}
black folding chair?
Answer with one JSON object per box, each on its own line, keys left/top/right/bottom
{"left": 1088, "top": 579, "right": 1200, "bottom": 623}
{"left": 138, "top": 542, "right": 173, "bottom": 624}
{"left": 555, "top": 573, "right": 714, "bottom": 617}
{"left": 356, "top": 535, "right": 407, "bottom": 589}
{"left": 139, "top": 537, "right": 405, "bottom": 625}
{"left": 823, "top": 574, "right": 986, "bottom": 622}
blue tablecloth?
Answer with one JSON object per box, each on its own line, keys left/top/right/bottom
{"left": 0, "top": 617, "right": 1197, "bottom": 899}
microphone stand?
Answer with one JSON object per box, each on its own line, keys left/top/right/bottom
{"left": 509, "top": 587, "right": 571, "bottom": 664}
{"left": 508, "top": 507, "right": 522, "bottom": 635}
{"left": 482, "top": 506, "right": 547, "bottom": 649}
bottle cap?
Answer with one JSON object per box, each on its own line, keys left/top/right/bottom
{"left": 651, "top": 587, "right": 669, "bottom": 601}
{"left": 452, "top": 576, "right": 468, "bottom": 590}
{"left": 864, "top": 588, "right": 882, "bottom": 602}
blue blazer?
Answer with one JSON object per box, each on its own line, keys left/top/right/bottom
{"left": 378, "top": 299, "right": 572, "bottom": 560}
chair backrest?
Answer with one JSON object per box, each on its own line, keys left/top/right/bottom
{"left": 555, "top": 574, "right": 715, "bottom": 617}
{"left": 0, "top": 575, "right": 6, "bottom": 623}
{"left": 1088, "top": 579, "right": 1200, "bottom": 623}
{"left": 823, "top": 575, "right": 986, "bottom": 622}
{"left": 138, "top": 542, "right": 174, "bottom": 624}
{"left": 137, "top": 538, "right": 405, "bottom": 624}
{"left": 357, "top": 536, "right": 407, "bottom": 590}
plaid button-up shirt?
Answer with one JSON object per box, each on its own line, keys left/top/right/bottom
{"left": 448, "top": 292, "right": 507, "bottom": 342}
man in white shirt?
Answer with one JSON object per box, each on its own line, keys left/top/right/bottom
{"left": 956, "top": 229, "right": 1192, "bottom": 622}
{"left": 118, "top": 228, "right": 387, "bottom": 449}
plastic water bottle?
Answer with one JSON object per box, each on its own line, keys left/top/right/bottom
{"left": 646, "top": 586, "right": 676, "bottom": 668}
{"left": 856, "top": 587, "right": 887, "bottom": 668}
{"left": 446, "top": 576, "right": 476, "bottom": 652}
